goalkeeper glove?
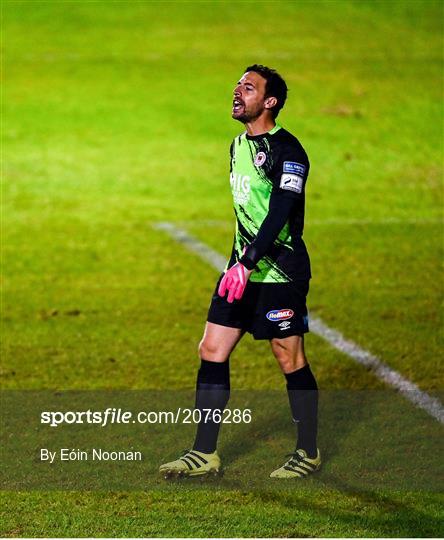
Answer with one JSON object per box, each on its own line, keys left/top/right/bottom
{"left": 218, "top": 262, "right": 251, "bottom": 303}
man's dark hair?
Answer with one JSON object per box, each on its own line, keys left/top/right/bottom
{"left": 245, "top": 64, "right": 288, "bottom": 119}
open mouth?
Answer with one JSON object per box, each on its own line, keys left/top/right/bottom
{"left": 232, "top": 98, "right": 244, "bottom": 112}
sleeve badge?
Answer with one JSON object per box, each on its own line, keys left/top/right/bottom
{"left": 280, "top": 173, "right": 304, "bottom": 193}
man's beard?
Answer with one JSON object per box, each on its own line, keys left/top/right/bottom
{"left": 232, "top": 108, "right": 262, "bottom": 123}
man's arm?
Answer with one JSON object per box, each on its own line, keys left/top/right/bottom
{"left": 241, "top": 149, "right": 308, "bottom": 269}
{"left": 219, "top": 145, "right": 309, "bottom": 303}
{"left": 239, "top": 189, "right": 296, "bottom": 270}
{"left": 218, "top": 190, "right": 296, "bottom": 303}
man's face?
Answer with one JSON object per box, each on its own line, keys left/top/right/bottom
{"left": 232, "top": 71, "right": 268, "bottom": 122}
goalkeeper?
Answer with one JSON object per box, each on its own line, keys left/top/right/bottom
{"left": 160, "top": 64, "right": 320, "bottom": 479}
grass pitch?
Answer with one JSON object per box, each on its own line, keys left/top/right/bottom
{"left": 2, "top": 0, "right": 443, "bottom": 537}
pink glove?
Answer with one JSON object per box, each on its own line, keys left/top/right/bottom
{"left": 218, "top": 262, "right": 250, "bottom": 303}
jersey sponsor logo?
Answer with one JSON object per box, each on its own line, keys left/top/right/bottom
{"left": 280, "top": 173, "right": 303, "bottom": 193}
{"left": 283, "top": 161, "right": 306, "bottom": 175}
{"left": 230, "top": 172, "right": 250, "bottom": 204}
{"left": 266, "top": 309, "right": 294, "bottom": 321}
{"left": 254, "top": 151, "right": 267, "bottom": 166}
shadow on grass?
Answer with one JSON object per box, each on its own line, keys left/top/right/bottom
{"left": 221, "top": 388, "right": 372, "bottom": 466}
{"left": 254, "top": 479, "right": 443, "bottom": 537}
{"left": 219, "top": 390, "right": 443, "bottom": 537}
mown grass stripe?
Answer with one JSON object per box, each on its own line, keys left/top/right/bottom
{"left": 153, "top": 222, "right": 444, "bottom": 425}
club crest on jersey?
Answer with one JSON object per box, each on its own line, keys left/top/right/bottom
{"left": 254, "top": 151, "right": 267, "bottom": 167}
{"left": 266, "top": 309, "right": 294, "bottom": 322}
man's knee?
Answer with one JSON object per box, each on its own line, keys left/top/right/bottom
{"left": 198, "top": 337, "right": 225, "bottom": 362}
{"left": 271, "top": 336, "right": 307, "bottom": 373}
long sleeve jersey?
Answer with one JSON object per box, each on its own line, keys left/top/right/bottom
{"left": 227, "top": 123, "right": 311, "bottom": 283}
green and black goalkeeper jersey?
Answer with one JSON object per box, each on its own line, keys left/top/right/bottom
{"left": 228, "top": 124, "right": 311, "bottom": 283}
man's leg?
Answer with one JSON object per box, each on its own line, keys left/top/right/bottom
{"left": 193, "top": 322, "right": 244, "bottom": 453}
{"left": 159, "top": 322, "right": 243, "bottom": 477}
{"left": 269, "top": 335, "right": 320, "bottom": 477}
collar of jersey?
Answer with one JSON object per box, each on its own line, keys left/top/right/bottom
{"left": 244, "top": 123, "right": 281, "bottom": 140}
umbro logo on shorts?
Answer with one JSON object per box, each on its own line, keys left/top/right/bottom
{"left": 278, "top": 321, "right": 291, "bottom": 330}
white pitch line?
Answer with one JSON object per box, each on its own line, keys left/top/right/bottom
{"left": 153, "top": 221, "right": 444, "bottom": 425}
{"left": 155, "top": 221, "right": 228, "bottom": 270}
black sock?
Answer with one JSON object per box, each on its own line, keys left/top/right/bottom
{"left": 285, "top": 364, "right": 318, "bottom": 458}
{"left": 192, "top": 359, "right": 230, "bottom": 454}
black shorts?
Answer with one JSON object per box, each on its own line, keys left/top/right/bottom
{"left": 207, "top": 275, "right": 310, "bottom": 340}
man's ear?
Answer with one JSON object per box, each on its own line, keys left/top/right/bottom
{"left": 264, "top": 96, "right": 277, "bottom": 110}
